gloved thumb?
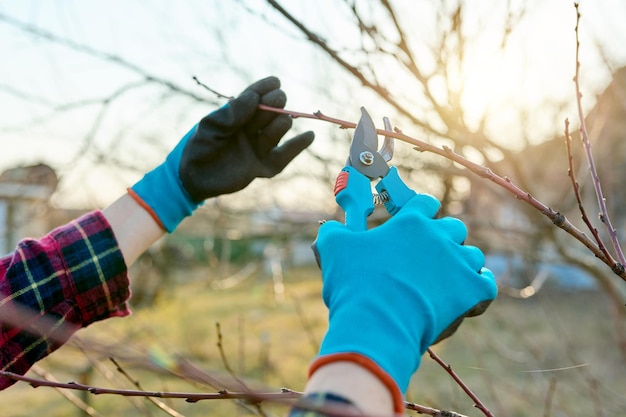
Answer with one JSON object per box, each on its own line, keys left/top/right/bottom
{"left": 311, "top": 219, "right": 348, "bottom": 268}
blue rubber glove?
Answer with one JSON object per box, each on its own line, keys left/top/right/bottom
{"left": 130, "top": 76, "right": 314, "bottom": 232}
{"left": 311, "top": 193, "right": 497, "bottom": 404}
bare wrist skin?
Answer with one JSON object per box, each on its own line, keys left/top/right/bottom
{"left": 102, "top": 193, "right": 165, "bottom": 267}
{"left": 305, "top": 361, "right": 395, "bottom": 416}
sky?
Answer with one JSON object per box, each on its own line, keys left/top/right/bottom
{"left": 1, "top": 0, "right": 625, "bottom": 209}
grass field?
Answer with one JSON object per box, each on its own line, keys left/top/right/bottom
{"left": 3, "top": 266, "right": 626, "bottom": 417}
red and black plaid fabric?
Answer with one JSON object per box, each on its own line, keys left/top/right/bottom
{"left": 0, "top": 211, "right": 130, "bottom": 389}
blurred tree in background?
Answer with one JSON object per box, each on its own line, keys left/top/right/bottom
{"left": 1, "top": 1, "right": 626, "bottom": 415}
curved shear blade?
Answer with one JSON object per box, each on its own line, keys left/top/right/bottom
{"left": 379, "top": 117, "right": 394, "bottom": 162}
{"left": 349, "top": 107, "right": 390, "bottom": 179}
{"left": 354, "top": 107, "right": 379, "bottom": 152}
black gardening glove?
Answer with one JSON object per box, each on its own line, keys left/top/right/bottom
{"left": 130, "top": 76, "right": 314, "bottom": 232}
{"left": 181, "top": 76, "right": 314, "bottom": 200}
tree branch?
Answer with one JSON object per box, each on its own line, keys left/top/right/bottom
{"left": 0, "top": 12, "right": 210, "bottom": 103}
{"left": 572, "top": 3, "right": 626, "bottom": 270}
{"left": 427, "top": 348, "right": 495, "bottom": 417}
{"left": 256, "top": 104, "right": 626, "bottom": 281}
{"left": 564, "top": 119, "right": 615, "bottom": 267}
{"left": 264, "top": 0, "right": 448, "bottom": 139}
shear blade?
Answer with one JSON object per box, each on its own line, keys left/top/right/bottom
{"left": 349, "top": 107, "right": 389, "bottom": 179}
{"left": 354, "top": 107, "right": 379, "bottom": 152}
{"left": 379, "top": 117, "right": 394, "bottom": 162}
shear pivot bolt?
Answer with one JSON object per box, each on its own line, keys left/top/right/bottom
{"left": 359, "top": 151, "right": 375, "bottom": 166}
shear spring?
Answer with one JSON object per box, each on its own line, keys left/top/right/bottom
{"left": 373, "top": 191, "right": 390, "bottom": 205}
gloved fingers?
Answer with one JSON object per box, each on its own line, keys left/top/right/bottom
{"left": 253, "top": 114, "right": 293, "bottom": 156}
{"left": 458, "top": 244, "right": 486, "bottom": 273}
{"left": 459, "top": 246, "right": 498, "bottom": 300}
{"left": 210, "top": 76, "right": 282, "bottom": 131}
{"left": 262, "top": 131, "right": 315, "bottom": 176}
{"left": 201, "top": 89, "right": 260, "bottom": 130}
{"left": 434, "top": 216, "right": 468, "bottom": 244}
{"left": 245, "top": 89, "right": 288, "bottom": 136}
{"left": 432, "top": 315, "right": 465, "bottom": 344}
{"left": 465, "top": 298, "right": 493, "bottom": 317}
{"left": 432, "top": 297, "right": 494, "bottom": 345}
{"left": 475, "top": 267, "right": 498, "bottom": 304}
{"left": 473, "top": 266, "right": 498, "bottom": 301}
{"left": 241, "top": 76, "right": 281, "bottom": 96}
{"left": 432, "top": 290, "right": 496, "bottom": 345}
{"left": 401, "top": 193, "right": 441, "bottom": 219}
{"left": 454, "top": 248, "right": 498, "bottom": 305}
{"left": 260, "top": 87, "right": 287, "bottom": 107}
{"left": 459, "top": 264, "right": 498, "bottom": 315}
{"left": 201, "top": 76, "right": 282, "bottom": 132}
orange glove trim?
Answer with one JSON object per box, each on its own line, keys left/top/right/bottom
{"left": 309, "top": 352, "right": 404, "bottom": 414}
{"left": 126, "top": 188, "right": 166, "bottom": 231}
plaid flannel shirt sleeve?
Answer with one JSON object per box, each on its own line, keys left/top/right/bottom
{"left": 0, "top": 210, "right": 130, "bottom": 390}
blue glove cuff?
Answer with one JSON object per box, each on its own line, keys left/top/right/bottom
{"left": 130, "top": 126, "right": 200, "bottom": 232}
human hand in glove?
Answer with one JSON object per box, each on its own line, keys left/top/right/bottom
{"left": 129, "top": 76, "right": 314, "bottom": 232}
{"left": 309, "top": 193, "right": 497, "bottom": 413}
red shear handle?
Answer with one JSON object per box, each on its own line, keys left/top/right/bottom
{"left": 334, "top": 166, "right": 375, "bottom": 231}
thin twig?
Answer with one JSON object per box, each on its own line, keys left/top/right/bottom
{"left": 81, "top": 352, "right": 152, "bottom": 416}
{"left": 463, "top": 330, "right": 505, "bottom": 416}
{"left": 30, "top": 366, "right": 105, "bottom": 417}
{"left": 405, "top": 401, "right": 469, "bottom": 417}
{"left": 215, "top": 321, "right": 251, "bottom": 390}
{"left": 0, "top": 13, "right": 208, "bottom": 103}
{"left": 564, "top": 119, "right": 614, "bottom": 265}
{"left": 215, "top": 322, "right": 268, "bottom": 417}
{"left": 258, "top": 104, "right": 356, "bottom": 129}
{"left": 3, "top": 370, "right": 454, "bottom": 416}
{"left": 573, "top": 2, "right": 626, "bottom": 270}
{"left": 192, "top": 76, "right": 234, "bottom": 100}
{"left": 289, "top": 291, "right": 320, "bottom": 353}
{"left": 110, "top": 358, "right": 186, "bottom": 417}
{"left": 427, "top": 349, "right": 495, "bottom": 417}
{"left": 588, "top": 377, "right": 604, "bottom": 417}
{"left": 542, "top": 377, "right": 557, "bottom": 417}
{"left": 1, "top": 370, "right": 300, "bottom": 402}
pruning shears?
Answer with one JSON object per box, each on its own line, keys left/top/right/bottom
{"left": 334, "top": 107, "right": 416, "bottom": 231}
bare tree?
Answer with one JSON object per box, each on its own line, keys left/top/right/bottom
{"left": 258, "top": 0, "right": 626, "bottom": 348}
{"left": 2, "top": 1, "right": 626, "bottom": 415}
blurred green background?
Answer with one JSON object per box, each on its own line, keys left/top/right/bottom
{"left": 4, "top": 265, "right": 625, "bottom": 417}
